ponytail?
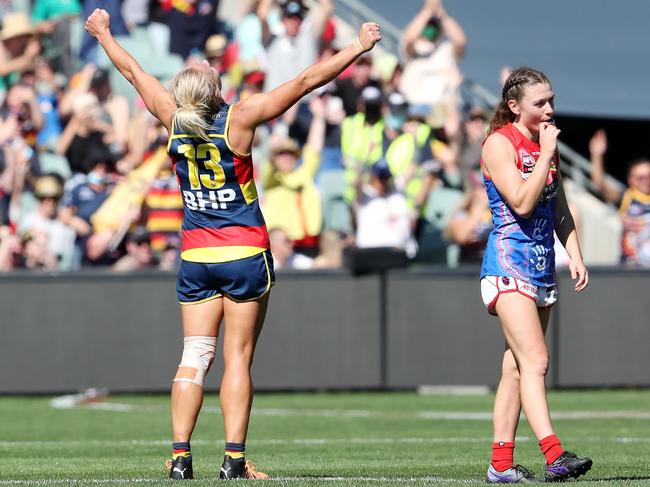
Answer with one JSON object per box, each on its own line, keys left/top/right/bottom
{"left": 174, "top": 103, "right": 214, "bottom": 142}
{"left": 487, "top": 66, "right": 551, "bottom": 135}
{"left": 487, "top": 100, "right": 515, "bottom": 135}
{"left": 170, "top": 66, "right": 223, "bottom": 141}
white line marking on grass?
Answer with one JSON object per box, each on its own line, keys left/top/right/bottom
{"left": 4, "top": 435, "right": 650, "bottom": 449}
{"left": 50, "top": 396, "right": 650, "bottom": 421}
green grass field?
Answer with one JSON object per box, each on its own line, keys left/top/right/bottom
{"left": 1, "top": 390, "right": 649, "bottom": 486}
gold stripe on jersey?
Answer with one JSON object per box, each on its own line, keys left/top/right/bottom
{"left": 224, "top": 105, "right": 252, "bottom": 158}
{"left": 240, "top": 179, "right": 258, "bottom": 205}
{"left": 167, "top": 115, "right": 176, "bottom": 152}
{"left": 181, "top": 245, "right": 266, "bottom": 263}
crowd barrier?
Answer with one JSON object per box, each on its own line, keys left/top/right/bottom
{"left": 1, "top": 267, "right": 648, "bottom": 393}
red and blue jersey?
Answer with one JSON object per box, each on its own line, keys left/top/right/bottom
{"left": 480, "top": 123, "right": 559, "bottom": 287}
{"left": 168, "top": 103, "right": 269, "bottom": 263}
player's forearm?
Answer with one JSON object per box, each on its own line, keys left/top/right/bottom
{"left": 96, "top": 30, "right": 142, "bottom": 85}
{"left": 562, "top": 228, "right": 584, "bottom": 263}
{"left": 298, "top": 43, "right": 365, "bottom": 95}
{"left": 440, "top": 12, "right": 466, "bottom": 58}
{"left": 511, "top": 153, "right": 552, "bottom": 217}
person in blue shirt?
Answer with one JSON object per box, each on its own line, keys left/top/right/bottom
{"left": 480, "top": 67, "right": 591, "bottom": 483}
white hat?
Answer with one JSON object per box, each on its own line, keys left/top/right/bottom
{"left": 0, "top": 12, "right": 35, "bottom": 41}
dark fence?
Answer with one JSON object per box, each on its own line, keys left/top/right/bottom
{"left": 1, "top": 267, "right": 648, "bottom": 393}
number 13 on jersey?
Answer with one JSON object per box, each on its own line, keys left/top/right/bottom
{"left": 177, "top": 142, "right": 225, "bottom": 190}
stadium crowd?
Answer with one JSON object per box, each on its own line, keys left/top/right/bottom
{"left": 0, "top": 0, "right": 647, "bottom": 272}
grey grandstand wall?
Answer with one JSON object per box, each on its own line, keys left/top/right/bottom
{"left": 1, "top": 269, "right": 649, "bottom": 394}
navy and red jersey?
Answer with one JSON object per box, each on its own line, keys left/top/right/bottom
{"left": 167, "top": 103, "right": 269, "bottom": 263}
{"left": 480, "top": 123, "right": 560, "bottom": 287}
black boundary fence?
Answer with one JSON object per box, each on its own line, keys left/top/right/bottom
{"left": 1, "top": 267, "right": 649, "bottom": 393}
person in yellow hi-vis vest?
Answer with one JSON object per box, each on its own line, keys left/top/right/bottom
{"left": 385, "top": 118, "right": 433, "bottom": 208}
{"left": 341, "top": 85, "right": 384, "bottom": 202}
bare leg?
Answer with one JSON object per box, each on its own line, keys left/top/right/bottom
{"left": 492, "top": 348, "right": 521, "bottom": 442}
{"left": 171, "top": 298, "right": 223, "bottom": 442}
{"left": 495, "top": 293, "right": 554, "bottom": 441}
{"left": 492, "top": 308, "right": 551, "bottom": 442}
{"left": 220, "top": 293, "right": 269, "bottom": 443}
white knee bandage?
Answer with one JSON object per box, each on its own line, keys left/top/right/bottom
{"left": 173, "top": 336, "right": 217, "bottom": 387}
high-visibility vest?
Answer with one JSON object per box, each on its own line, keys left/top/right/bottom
{"left": 385, "top": 123, "right": 433, "bottom": 207}
{"left": 341, "top": 113, "right": 385, "bottom": 167}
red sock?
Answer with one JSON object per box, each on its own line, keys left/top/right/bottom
{"left": 539, "top": 434, "right": 564, "bottom": 464}
{"left": 491, "top": 441, "right": 515, "bottom": 471}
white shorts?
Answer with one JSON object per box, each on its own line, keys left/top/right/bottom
{"left": 480, "top": 276, "right": 557, "bottom": 316}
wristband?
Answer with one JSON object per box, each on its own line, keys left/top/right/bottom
{"left": 352, "top": 36, "right": 365, "bottom": 54}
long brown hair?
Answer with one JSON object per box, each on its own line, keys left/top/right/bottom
{"left": 487, "top": 67, "right": 551, "bottom": 135}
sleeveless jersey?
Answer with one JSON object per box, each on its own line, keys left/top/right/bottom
{"left": 480, "top": 123, "right": 559, "bottom": 287}
{"left": 168, "top": 103, "right": 269, "bottom": 263}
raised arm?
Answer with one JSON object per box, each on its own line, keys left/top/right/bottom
{"left": 588, "top": 129, "right": 621, "bottom": 204}
{"left": 482, "top": 123, "right": 559, "bottom": 218}
{"left": 84, "top": 9, "right": 176, "bottom": 132}
{"left": 228, "top": 22, "right": 381, "bottom": 155}
{"left": 310, "top": 0, "right": 334, "bottom": 40}
{"left": 403, "top": 0, "right": 438, "bottom": 57}
{"left": 436, "top": 4, "right": 466, "bottom": 60}
{"left": 256, "top": 0, "right": 274, "bottom": 47}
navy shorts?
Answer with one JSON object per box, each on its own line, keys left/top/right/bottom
{"left": 177, "top": 250, "right": 275, "bottom": 304}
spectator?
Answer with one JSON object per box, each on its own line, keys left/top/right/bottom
{"left": 354, "top": 158, "right": 414, "bottom": 253}
{"left": 268, "top": 227, "right": 314, "bottom": 270}
{"left": 33, "top": 58, "right": 65, "bottom": 150}
{"left": 383, "top": 62, "right": 403, "bottom": 98}
{"left": 21, "top": 173, "right": 74, "bottom": 267}
{"left": 619, "top": 160, "right": 650, "bottom": 267}
{"left": 79, "top": 0, "right": 128, "bottom": 63}
{"left": 2, "top": 82, "right": 44, "bottom": 149}
{"left": 61, "top": 66, "right": 129, "bottom": 153}
{"left": 113, "top": 225, "right": 156, "bottom": 271}
{"left": 234, "top": 0, "right": 265, "bottom": 65}
{"left": 0, "top": 132, "right": 38, "bottom": 226}
{"left": 445, "top": 173, "right": 491, "bottom": 264}
{"left": 399, "top": 0, "right": 465, "bottom": 116}
{"left": 341, "top": 84, "right": 385, "bottom": 200}
{"left": 0, "top": 223, "right": 21, "bottom": 270}
{"left": 57, "top": 91, "right": 113, "bottom": 175}
{"left": 239, "top": 60, "right": 266, "bottom": 101}
{"left": 262, "top": 96, "right": 326, "bottom": 256}
{"left": 162, "top": 0, "right": 220, "bottom": 59}
{"left": 334, "top": 54, "right": 372, "bottom": 116}
{"left": 456, "top": 104, "right": 488, "bottom": 181}
{"left": 142, "top": 155, "right": 184, "bottom": 256}
{"left": 31, "top": 0, "right": 82, "bottom": 77}
{"left": 59, "top": 144, "right": 124, "bottom": 267}
{"left": 20, "top": 227, "right": 58, "bottom": 269}
{"left": 589, "top": 129, "right": 650, "bottom": 267}
{"left": 259, "top": 0, "right": 333, "bottom": 92}
{"left": 0, "top": 12, "right": 41, "bottom": 95}
{"left": 121, "top": 0, "right": 149, "bottom": 31}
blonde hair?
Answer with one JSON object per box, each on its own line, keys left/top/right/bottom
{"left": 170, "top": 66, "right": 223, "bottom": 141}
